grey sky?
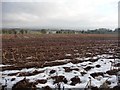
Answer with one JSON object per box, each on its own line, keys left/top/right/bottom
{"left": 2, "top": 0, "right": 119, "bottom": 30}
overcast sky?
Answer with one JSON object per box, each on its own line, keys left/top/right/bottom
{"left": 2, "top": 0, "right": 119, "bottom": 30}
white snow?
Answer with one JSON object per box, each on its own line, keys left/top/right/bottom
{"left": 0, "top": 54, "right": 119, "bottom": 89}
{"left": 0, "top": 64, "right": 11, "bottom": 67}
{"left": 65, "top": 54, "right": 72, "bottom": 56}
{"left": 26, "top": 56, "right": 33, "bottom": 59}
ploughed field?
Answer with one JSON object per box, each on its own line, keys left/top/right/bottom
{"left": 1, "top": 34, "right": 120, "bottom": 89}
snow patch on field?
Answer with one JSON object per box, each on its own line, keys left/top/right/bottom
{"left": 0, "top": 64, "right": 11, "bottom": 67}
{"left": 0, "top": 54, "right": 119, "bottom": 89}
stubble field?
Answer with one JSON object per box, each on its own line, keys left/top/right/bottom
{"left": 1, "top": 34, "right": 120, "bottom": 89}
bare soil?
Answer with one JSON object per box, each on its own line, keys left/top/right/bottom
{"left": 2, "top": 34, "right": 119, "bottom": 71}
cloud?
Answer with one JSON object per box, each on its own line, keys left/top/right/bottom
{"left": 2, "top": 0, "right": 119, "bottom": 29}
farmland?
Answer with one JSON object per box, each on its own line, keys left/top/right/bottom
{"left": 1, "top": 34, "right": 120, "bottom": 89}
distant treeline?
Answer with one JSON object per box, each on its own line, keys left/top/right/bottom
{"left": 1, "top": 28, "right": 120, "bottom": 34}
{"left": 79, "top": 28, "right": 119, "bottom": 34}
{"left": 1, "top": 29, "right": 28, "bottom": 34}
{"left": 56, "top": 28, "right": 119, "bottom": 34}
